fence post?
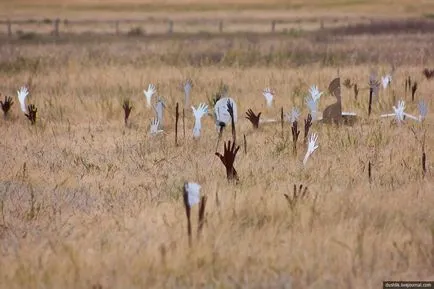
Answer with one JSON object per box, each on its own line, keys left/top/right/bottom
{"left": 115, "top": 21, "right": 119, "bottom": 35}
{"left": 271, "top": 20, "right": 276, "bottom": 33}
{"left": 53, "top": 18, "right": 60, "bottom": 37}
{"left": 6, "top": 19, "right": 12, "bottom": 37}
{"left": 168, "top": 20, "right": 173, "bottom": 34}
{"left": 219, "top": 20, "right": 223, "bottom": 33}
{"left": 320, "top": 19, "right": 324, "bottom": 30}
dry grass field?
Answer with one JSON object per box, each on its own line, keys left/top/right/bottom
{"left": 2, "top": 0, "right": 434, "bottom": 20}
{"left": 2, "top": 0, "right": 434, "bottom": 15}
{"left": 0, "top": 1, "right": 434, "bottom": 289}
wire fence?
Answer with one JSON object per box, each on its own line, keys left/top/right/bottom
{"left": 0, "top": 16, "right": 374, "bottom": 37}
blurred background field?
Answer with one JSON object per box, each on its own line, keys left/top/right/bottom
{"left": 0, "top": 1, "right": 433, "bottom": 289}
{"left": 1, "top": 0, "right": 434, "bottom": 38}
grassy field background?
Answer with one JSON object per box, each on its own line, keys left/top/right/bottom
{"left": 2, "top": 0, "right": 434, "bottom": 18}
{"left": 3, "top": 0, "right": 434, "bottom": 14}
{"left": 0, "top": 1, "right": 434, "bottom": 289}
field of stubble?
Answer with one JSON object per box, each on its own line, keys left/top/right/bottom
{"left": 1, "top": 2, "right": 434, "bottom": 288}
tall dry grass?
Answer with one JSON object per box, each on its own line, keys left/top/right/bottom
{"left": 0, "top": 24, "right": 433, "bottom": 289}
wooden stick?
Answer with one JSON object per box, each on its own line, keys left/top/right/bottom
{"left": 368, "top": 161, "right": 372, "bottom": 184}
{"left": 422, "top": 152, "right": 426, "bottom": 179}
{"left": 422, "top": 133, "right": 426, "bottom": 178}
{"left": 280, "top": 107, "right": 284, "bottom": 139}
{"left": 182, "top": 108, "right": 185, "bottom": 138}
{"left": 182, "top": 187, "right": 192, "bottom": 248}
{"left": 197, "top": 196, "right": 207, "bottom": 240}
{"left": 231, "top": 114, "right": 236, "bottom": 145}
{"left": 244, "top": 134, "right": 247, "bottom": 154}
{"left": 175, "top": 102, "right": 179, "bottom": 146}
{"left": 291, "top": 121, "right": 299, "bottom": 156}
{"left": 411, "top": 82, "right": 417, "bottom": 102}
{"left": 354, "top": 83, "right": 358, "bottom": 101}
